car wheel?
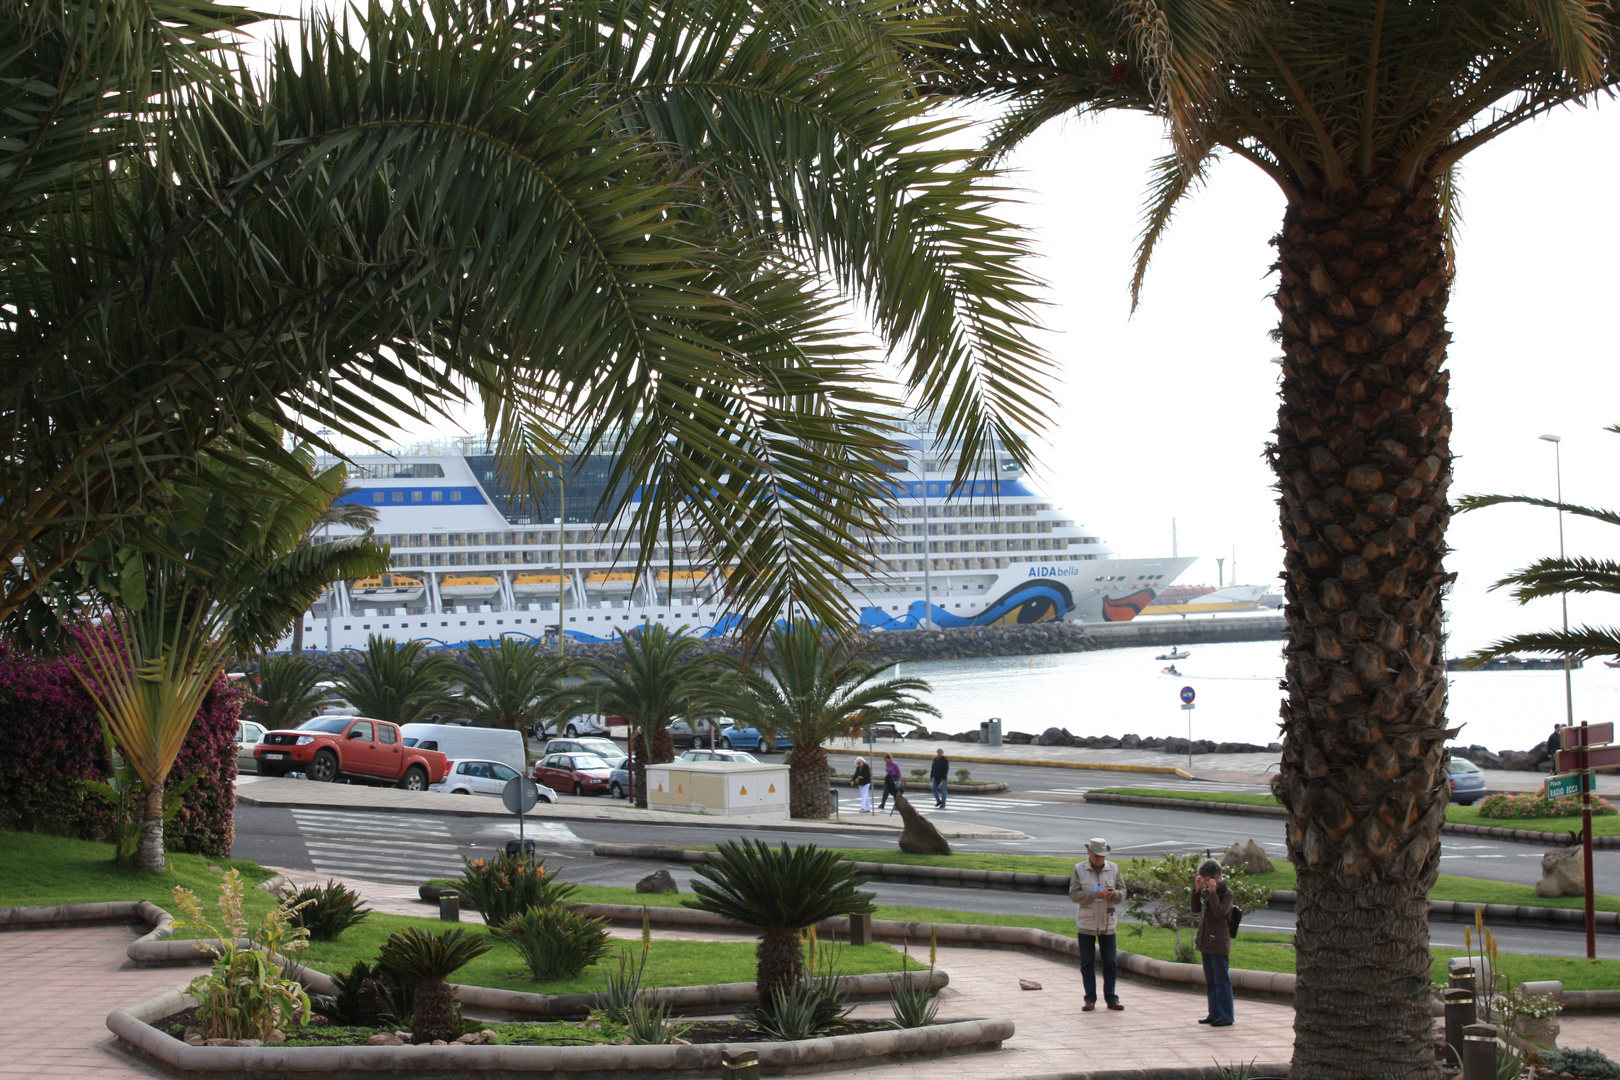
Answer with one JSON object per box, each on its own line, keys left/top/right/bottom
{"left": 309, "top": 750, "right": 339, "bottom": 783}
{"left": 398, "top": 766, "right": 428, "bottom": 791}
{"left": 573, "top": 782, "right": 584, "bottom": 796}
{"left": 566, "top": 723, "right": 578, "bottom": 737}
{"left": 453, "top": 788, "right": 470, "bottom": 795}
{"left": 610, "top": 782, "right": 623, "bottom": 799}
{"left": 720, "top": 737, "right": 732, "bottom": 749}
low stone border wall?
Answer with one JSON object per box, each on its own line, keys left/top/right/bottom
{"left": 1085, "top": 791, "right": 1620, "bottom": 849}
{"left": 1264, "top": 890, "right": 1620, "bottom": 932}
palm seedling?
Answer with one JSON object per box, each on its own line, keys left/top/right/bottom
{"left": 376, "top": 926, "right": 491, "bottom": 1043}
{"left": 684, "top": 839, "right": 874, "bottom": 1002}
{"left": 284, "top": 880, "right": 370, "bottom": 942}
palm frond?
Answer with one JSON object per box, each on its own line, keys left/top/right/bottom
{"left": 1461, "top": 625, "right": 1620, "bottom": 665}
{"left": 1487, "top": 556, "right": 1620, "bottom": 604}
{"left": 1131, "top": 148, "right": 1217, "bottom": 309}
{"left": 1455, "top": 494, "right": 1620, "bottom": 529}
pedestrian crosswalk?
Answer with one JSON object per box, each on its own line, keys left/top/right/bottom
{"left": 922, "top": 794, "right": 1047, "bottom": 815}
{"left": 288, "top": 809, "right": 587, "bottom": 885}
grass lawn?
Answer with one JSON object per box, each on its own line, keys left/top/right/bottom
{"left": 1093, "top": 787, "right": 1620, "bottom": 838}
{"left": 297, "top": 911, "right": 918, "bottom": 995}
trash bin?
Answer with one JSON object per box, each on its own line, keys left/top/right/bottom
{"left": 979, "top": 717, "right": 1003, "bottom": 748}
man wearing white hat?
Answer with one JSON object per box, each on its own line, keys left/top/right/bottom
{"left": 1068, "top": 837, "right": 1127, "bottom": 1011}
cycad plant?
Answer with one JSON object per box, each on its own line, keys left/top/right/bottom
{"left": 728, "top": 624, "right": 937, "bottom": 818}
{"left": 684, "top": 839, "right": 874, "bottom": 1002}
{"left": 335, "top": 637, "right": 459, "bottom": 728}
{"left": 248, "top": 655, "right": 333, "bottom": 730}
{"left": 376, "top": 926, "right": 492, "bottom": 1044}
{"left": 457, "top": 638, "right": 568, "bottom": 733}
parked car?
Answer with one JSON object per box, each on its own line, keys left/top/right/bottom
{"left": 1448, "top": 756, "right": 1487, "bottom": 805}
{"left": 254, "top": 716, "right": 449, "bottom": 789}
{"left": 532, "top": 752, "right": 614, "bottom": 796}
{"left": 542, "top": 737, "right": 626, "bottom": 769}
{"left": 401, "top": 723, "right": 526, "bottom": 775}
{"left": 677, "top": 748, "right": 759, "bottom": 764}
{"left": 433, "top": 759, "right": 557, "bottom": 802}
{"left": 667, "top": 717, "right": 732, "bottom": 750}
{"left": 719, "top": 725, "right": 792, "bottom": 753}
{"left": 608, "top": 763, "right": 633, "bottom": 800}
{"left": 237, "top": 721, "right": 267, "bottom": 774}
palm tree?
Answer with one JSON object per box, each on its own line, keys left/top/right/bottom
{"left": 909, "top": 3, "right": 1620, "bottom": 1072}
{"left": 290, "top": 495, "right": 379, "bottom": 655}
{"left": 334, "top": 637, "right": 460, "bottom": 729}
{"left": 1459, "top": 426, "right": 1620, "bottom": 665}
{"left": 728, "top": 625, "right": 937, "bottom": 819}
{"left": 2, "top": 0, "right": 1052, "bottom": 644}
{"left": 456, "top": 638, "right": 569, "bottom": 734}
{"left": 248, "top": 655, "right": 334, "bottom": 730}
{"left": 685, "top": 840, "right": 874, "bottom": 1002}
{"left": 558, "top": 625, "right": 725, "bottom": 807}
{"left": 376, "top": 926, "right": 491, "bottom": 1044}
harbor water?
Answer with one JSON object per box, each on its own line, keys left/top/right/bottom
{"left": 900, "top": 638, "right": 1620, "bottom": 754}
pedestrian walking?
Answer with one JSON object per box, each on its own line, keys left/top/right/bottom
{"left": 1191, "top": 858, "right": 1236, "bottom": 1027}
{"left": 929, "top": 748, "right": 950, "bottom": 808}
{"left": 1068, "top": 838, "right": 1126, "bottom": 1012}
{"left": 879, "top": 753, "right": 901, "bottom": 810}
{"left": 852, "top": 757, "right": 873, "bottom": 813}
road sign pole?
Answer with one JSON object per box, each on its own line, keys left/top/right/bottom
{"left": 1583, "top": 722, "right": 1596, "bottom": 959}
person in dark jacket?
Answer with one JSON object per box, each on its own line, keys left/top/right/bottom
{"left": 852, "top": 757, "right": 873, "bottom": 813}
{"left": 879, "top": 753, "right": 901, "bottom": 810}
{"left": 929, "top": 748, "right": 950, "bottom": 808}
{"left": 1191, "top": 858, "right": 1235, "bottom": 1026}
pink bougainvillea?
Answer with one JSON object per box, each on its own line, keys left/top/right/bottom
{"left": 0, "top": 643, "right": 241, "bottom": 856}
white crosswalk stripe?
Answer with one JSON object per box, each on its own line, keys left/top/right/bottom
{"left": 289, "top": 808, "right": 587, "bottom": 884}
{"left": 923, "top": 795, "right": 1046, "bottom": 814}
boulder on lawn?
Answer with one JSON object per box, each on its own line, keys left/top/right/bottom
{"left": 1222, "top": 839, "right": 1274, "bottom": 875}
{"left": 1536, "top": 847, "right": 1584, "bottom": 897}
{"left": 894, "top": 793, "right": 952, "bottom": 856}
{"left": 636, "top": 869, "right": 679, "bottom": 894}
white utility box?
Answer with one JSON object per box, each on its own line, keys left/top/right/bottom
{"left": 644, "top": 761, "right": 790, "bottom": 818}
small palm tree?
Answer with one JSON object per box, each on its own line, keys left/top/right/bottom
{"left": 248, "top": 654, "right": 334, "bottom": 730}
{"left": 335, "top": 636, "right": 459, "bottom": 728}
{"left": 456, "top": 638, "right": 568, "bottom": 733}
{"left": 376, "top": 926, "right": 491, "bottom": 1043}
{"left": 685, "top": 839, "right": 875, "bottom": 1002}
{"left": 729, "top": 625, "right": 937, "bottom": 819}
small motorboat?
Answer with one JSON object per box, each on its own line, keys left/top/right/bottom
{"left": 1161, "top": 664, "right": 1181, "bottom": 676}
{"left": 1156, "top": 648, "right": 1191, "bottom": 661}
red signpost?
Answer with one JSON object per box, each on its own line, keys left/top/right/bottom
{"left": 1553, "top": 720, "right": 1613, "bottom": 959}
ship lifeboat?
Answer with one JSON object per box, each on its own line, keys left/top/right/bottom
{"left": 439, "top": 573, "right": 502, "bottom": 602}
{"left": 513, "top": 571, "right": 572, "bottom": 600}
{"left": 656, "top": 569, "right": 711, "bottom": 596}
{"left": 584, "top": 570, "right": 637, "bottom": 596}
{"left": 350, "top": 573, "right": 426, "bottom": 605}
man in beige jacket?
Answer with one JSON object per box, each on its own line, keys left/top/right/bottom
{"left": 1068, "top": 837, "right": 1127, "bottom": 1011}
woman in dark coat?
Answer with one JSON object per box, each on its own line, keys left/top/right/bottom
{"left": 852, "top": 757, "right": 872, "bottom": 813}
{"left": 1191, "top": 858, "right": 1235, "bottom": 1026}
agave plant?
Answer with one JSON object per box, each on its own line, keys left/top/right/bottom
{"left": 684, "top": 840, "right": 874, "bottom": 1002}
{"left": 376, "top": 926, "right": 491, "bottom": 1043}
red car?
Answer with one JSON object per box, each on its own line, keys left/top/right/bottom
{"left": 532, "top": 751, "right": 613, "bottom": 796}
{"left": 255, "top": 716, "right": 449, "bottom": 790}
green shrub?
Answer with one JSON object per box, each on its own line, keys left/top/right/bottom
{"left": 377, "top": 926, "right": 491, "bottom": 1044}
{"left": 622, "top": 995, "right": 690, "bottom": 1044}
{"left": 172, "top": 870, "right": 311, "bottom": 1040}
{"left": 495, "top": 905, "right": 612, "bottom": 981}
{"left": 313, "top": 960, "right": 387, "bottom": 1027}
{"left": 457, "top": 852, "right": 575, "bottom": 926}
{"left": 1478, "top": 791, "right": 1616, "bottom": 820}
{"left": 745, "top": 978, "right": 851, "bottom": 1040}
{"left": 1542, "top": 1048, "right": 1620, "bottom": 1079}
{"left": 286, "top": 880, "right": 370, "bottom": 941}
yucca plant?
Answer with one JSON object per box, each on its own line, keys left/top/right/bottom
{"left": 376, "top": 927, "right": 491, "bottom": 1044}
{"left": 457, "top": 852, "right": 576, "bottom": 927}
{"left": 285, "top": 881, "right": 370, "bottom": 942}
{"left": 887, "top": 941, "right": 940, "bottom": 1029}
{"left": 684, "top": 839, "right": 874, "bottom": 1002}
{"left": 495, "top": 906, "right": 613, "bottom": 981}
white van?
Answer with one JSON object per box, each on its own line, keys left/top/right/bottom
{"left": 399, "top": 724, "right": 527, "bottom": 775}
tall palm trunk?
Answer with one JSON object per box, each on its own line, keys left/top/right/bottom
{"left": 756, "top": 927, "right": 804, "bottom": 1003}
{"left": 630, "top": 725, "right": 676, "bottom": 809}
{"left": 411, "top": 977, "right": 455, "bottom": 1043}
{"left": 135, "top": 779, "right": 167, "bottom": 872}
{"left": 786, "top": 743, "right": 831, "bottom": 819}
{"left": 1270, "top": 178, "right": 1453, "bottom": 1080}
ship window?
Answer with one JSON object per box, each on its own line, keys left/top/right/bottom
{"left": 363, "top": 624, "right": 370, "bottom": 629}
{"left": 450, "top": 491, "right": 462, "bottom": 501}
{"left": 478, "top": 620, "right": 485, "bottom": 625}
{"left": 431, "top": 491, "right": 443, "bottom": 502}
{"left": 460, "top": 621, "right": 467, "bottom": 626}
{"left": 392, "top": 492, "right": 404, "bottom": 502}
{"left": 441, "top": 622, "right": 448, "bottom": 626}
{"left": 373, "top": 493, "right": 384, "bottom": 503}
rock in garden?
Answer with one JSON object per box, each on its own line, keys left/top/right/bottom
{"left": 366, "top": 1033, "right": 404, "bottom": 1045}
{"left": 1536, "top": 847, "right": 1585, "bottom": 897}
{"left": 265, "top": 1029, "right": 286, "bottom": 1045}
{"left": 636, "top": 869, "right": 679, "bottom": 894}
{"left": 1222, "top": 839, "right": 1274, "bottom": 874}
{"left": 894, "top": 794, "right": 952, "bottom": 855}
{"left": 182, "top": 1029, "right": 203, "bottom": 1046}
{"left": 1019, "top": 979, "right": 1042, "bottom": 991}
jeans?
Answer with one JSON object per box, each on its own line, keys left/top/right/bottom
{"left": 879, "top": 776, "right": 898, "bottom": 809}
{"left": 1077, "top": 933, "right": 1118, "bottom": 1004}
{"left": 1202, "top": 952, "right": 1234, "bottom": 1023}
{"left": 858, "top": 783, "right": 871, "bottom": 812}
{"left": 930, "top": 777, "right": 947, "bottom": 807}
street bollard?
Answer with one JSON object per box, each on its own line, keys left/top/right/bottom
{"left": 849, "top": 912, "right": 874, "bottom": 947}
{"left": 1461, "top": 1022, "right": 1497, "bottom": 1080}
{"left": 1449, "top": 963, "right": 1476, "bottom": 996}
{"left": 1444, "top": 988, "right": 1476, "bottom": 1068}
{"left": 439, "top": 890, "right": 461, "bottom": 922}
{"left": 721, "top": 1050, "right": 760, "bottom": 1080}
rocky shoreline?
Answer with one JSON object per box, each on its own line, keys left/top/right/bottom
{"left": 903, "top": 725, "right": 1281, "bottom": 754}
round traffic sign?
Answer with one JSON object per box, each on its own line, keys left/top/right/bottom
{"left": 502, "top": 776, "right": 541, "bottom": 815}
{"left": 1180, "top": 686, "right": 1196, "bottom": 705}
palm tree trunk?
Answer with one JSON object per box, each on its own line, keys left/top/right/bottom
{"left": 756, "top": 927, "right": 804, "bottom": 1003}
{"left": 135, "top": 778, "right": 167, "bottom": 872}
{"left": 291, "top": 618, "right": 304, "bottom": 654}
{"left": 1271, "top": 178, "right": 1453, "bottom": 1080}
{"left": 411, "top": 978, "right": 456, "bottom": 1043}
{"left": 629, "top": 725, "right": 676, "bottom": 809}
{"left": 786, "top": 744, "right": 831, "bottom": 819}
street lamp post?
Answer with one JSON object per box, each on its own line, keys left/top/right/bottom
{"left": 1539, "top": 434, "right": 1574, "bottom": 730}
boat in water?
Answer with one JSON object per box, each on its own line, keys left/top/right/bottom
{"left": 1155, "top": 648, "right": 1191, "bottom": 660}
{"left": 1444, "top": 655, "right": 1585, "bottom": 672}
{"left": 284, "top": 435, "right": 1196, "bottom": 651}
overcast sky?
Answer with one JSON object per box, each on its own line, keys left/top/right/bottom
{"left": 250, "top": 6, "right": 1620, "bottom": 656}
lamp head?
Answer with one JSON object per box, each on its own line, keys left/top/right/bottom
{"left": 1540, "top": 434, "right": 1562, "bottom": 444}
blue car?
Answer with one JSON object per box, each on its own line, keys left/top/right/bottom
{"left": 1448, "top": 756, "right": 1487, "bottom": 805}
{"left": 718, "top": 726, "right": 793, "bottom": 753}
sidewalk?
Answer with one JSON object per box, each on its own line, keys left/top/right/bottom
{"left": 234, "top": 776, "right": 1027, "bottom": 841}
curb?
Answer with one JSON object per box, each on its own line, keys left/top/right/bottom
{"left": 1084, "top": 792, "right": 1620, "bottom": 848}
{"left": 1266, "top": 890, "right": 1620, "bottom": 933}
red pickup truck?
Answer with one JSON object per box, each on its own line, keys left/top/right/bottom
{"left": 254, "top": 716, "right": 449, "bottom": 790}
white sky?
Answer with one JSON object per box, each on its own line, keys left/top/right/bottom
{"left": 249, "top": 5, "right": 1620, "bottom": 656}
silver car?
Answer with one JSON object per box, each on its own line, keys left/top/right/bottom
{"left": 433, "top": 758, "right": 558, "bottom": 802}
{"left": 237, "top": 721, "right": 267, "bottom": 774}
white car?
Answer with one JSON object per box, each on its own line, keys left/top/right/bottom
{"left": 237, "top": 721, "right": 267, "bottom": 773}
{"left": 433, "top": 758, "right": 558, "bottom": 802}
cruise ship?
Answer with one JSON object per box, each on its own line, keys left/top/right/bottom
{"left": 287, "top": 438, "right": 1196, "bottom": 651}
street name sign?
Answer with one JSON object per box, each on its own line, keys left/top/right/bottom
{"left": 1547, "top": 773, "right": 1584, "bottom": 800}
{"left": 1561, "top": 722, "right": 1615, "bottom": 750}
{"left": 1556, "top": 745, "right": 1620, "bottom": 773}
